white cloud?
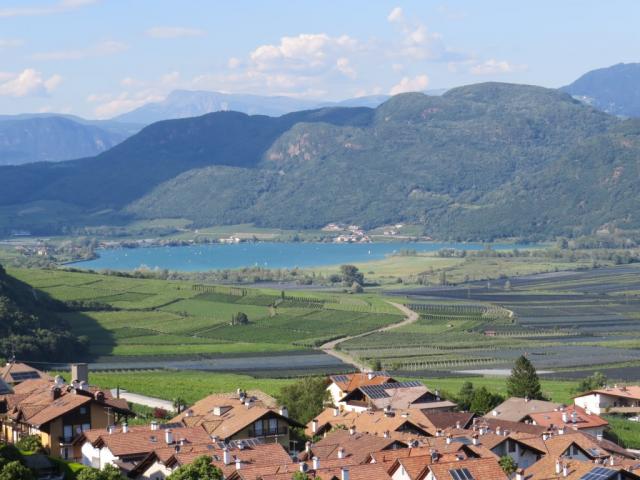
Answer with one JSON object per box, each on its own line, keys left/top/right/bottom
{"left": 32, "top": 40, "right": 127, "bottom": 61}
{"left": 227, "top": 57, "right": 241, "bottom": 69}
{"left": 161, "top": 71, "right": 180, "bottom": 85}
{"left": 0, "top": 39, "right": 24, "bottom": 48}
{"left": 0, "top": 68, "right": 62, "bottom": 97}
{"left": 470, "top": 59, "right": 527, "bottom": 75}
{"left": 389, "top": 74, "right": 429, "bottom": 95}
{"left": 336, "top": 57, "right": 356, "bottom": 79}
{"left": 387, "top": 7, "right": 404, "bottom": 23}
{"left": 0, "top": 0, "right": 96, "bottom": 18}
{"left": 249, "top": 33, "right": 357, "bottom": 72}
{"left": 92, "top": 90, "right": 164, "bottom": 118}
{"left": 145, "top": 26, "right": 206, "bottom": 39}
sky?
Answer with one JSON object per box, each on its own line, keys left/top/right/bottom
{"left": 0, "top": 0, "right": 638, "bottom": 119}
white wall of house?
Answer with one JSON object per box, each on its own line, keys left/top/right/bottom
{"left": 327, "top": 384, "right": 345, "bottom": 406}
{"left": 574, "top": 393, "right": 606, "bottom": 414}
{"left": 80, "top": 442, "right": 117, "bottom": 470}
{"left": 140, "top": 461, "right": 173, "bottom": 480}
{"left": 391, "top": 464, "right": 410, "bottom": 480}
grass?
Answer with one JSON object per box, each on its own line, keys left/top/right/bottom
{"left": 602, "top": 415, "right": 640, "bottom": 449}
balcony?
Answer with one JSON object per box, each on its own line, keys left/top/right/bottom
{"left": 604, "top": 406, "right": 640, "bottom": 414}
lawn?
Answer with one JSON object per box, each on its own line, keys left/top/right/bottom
{"left": 602, "top": 415, "right": 640, "bottom": 449}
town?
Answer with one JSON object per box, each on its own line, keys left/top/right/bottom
{"left": 2, "top": 359, "right": 640, "bottom": 479}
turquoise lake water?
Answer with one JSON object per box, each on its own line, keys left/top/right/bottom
{"left": 72, "top": 242, "right": 531, "bottom": 271}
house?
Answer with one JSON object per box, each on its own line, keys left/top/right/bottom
{"left": 170, "top": 390, "right": 302, "bottom": 451}
{"left": 327, "top": 372, "right": 396, "bottom": 408}
{"left": 528, "top": 405, "right": 609, "bottom": 437}
{"left": 0, "top": 375, "right": 132, "bottom": 459}
{"left": 0, "top": 361, "right": 51, "bottom": 386}
{"left": 418, "top": 457, "right": 508, "bottom": 480}
{"left": 128, "top": 438, "right": 293, "bottom": 480}
{"left": 522, "top": 456, "right": 640, "bottom": 480}
{"left": 574, "top": 385, "right": 640, "bottom": 415}
{"left": 338, "top": 381, "right": 456, "bottom": 413}
{"left": 229, "top": 462, "right": 391, "bottom": 480}
{"left": 307, "top": 407, "right": 433, "bottom": 440}
{"left": 485, "top": 397, "right": 563, "bottom": 422}
{"left": 77, "top": 422, "right": 211, "bottom": 473}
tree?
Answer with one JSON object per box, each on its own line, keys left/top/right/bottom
{"left": 506, "top": 356, "right": 544, "bottom": 400}
{"left": 351, "top": 281, "right": 363, "bottom": 294}
{"left": 469, "top": 387, "right": 502, "bottom": 415}
{"left": 439, "top": 271, "right": 447, "bottom": 286}
{"left": 173, "top": 396, "right": 186, "bottom": 414}
{"left": 15, "top": 435, "right": 43, "bottom": 452}
{"left": 456, "top": 381, "right": 475, "bottom": 411}
{"left": 167, "top": 455, "right": 222, "bottom": 480}
{"left": 231, "top": 312, "right": 249, "bottom": 325}
{"left": 77, "top": 464, "right": 127, "bottom": 480}
{"left": 0, "top": 461, "right": 34, "bottom": 480}
{"left": 275, "top": 376, "right": 329, "bottom": 425}
{"left": 292, "top": 473, "right": 311, "bottom": 480}
{"left": 499, "top": 456, "right": 517, "bottom": 475}
{"left": 340, "top": 265, "right": 364, "bottom": 286}
{"left": 575, "top": 371, "right": 607, "bottom": 394}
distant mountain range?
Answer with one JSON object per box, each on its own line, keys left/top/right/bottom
{"left": 561, "top": 63, "right": 640, "bottom": 117}
{"left": 0, "top": 114, "right": 140, "bottom": 166}
{"left": 1, "top": 82, "right": 639, "bottom": 240}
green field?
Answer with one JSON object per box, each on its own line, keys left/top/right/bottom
{"left": 8, "top": 267, "right": 402, "bottom": 358}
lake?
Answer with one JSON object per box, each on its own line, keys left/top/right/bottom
{"left": 72, "top": 241, "right": 531, "bottom": 271}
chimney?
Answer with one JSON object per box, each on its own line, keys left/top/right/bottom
{"left": 348, "top": 426, "right": 356, "bottom": 436}
{"left": 122, "top": 423, "right": 128, "bottom": 434}
{"left": 434, "top": 390, "right": 440, "bottom": 399}
{"left": 492, "top": 409, "right": 498, "bottom": 417}
{"left": 305, "top": 441, "right": 311, "bottom": 453}
{"left": 150, "top": 421, "right": 159, "bottom": 431}
{"left": 51, "top": 386, "right": 62, "bottom": 400}
{"left": 596, "top": 433, "right": 603, "bottom": 441}
{"left": 341, "top": 467, "right": 350, "bottom": 480}
{"left": 446, "top": 435, "right": 452, "bottom": 445}
{"left": 472, "top": 434, "right": 479, "bottom": 446}
{"left": 333, "top": 407, "right": 339, "bottom": 417}
{"left": 311, "top": 419, "right": 319, "bottom": 433}
{"left": 516, "top": 468, "right": 525, "bottom": 480}
{"left": 543, "top": 432, "right": 550, "bottom": 441}
{"left": 223, "top": 447, "right": 231, "bottom": 465}
{"left": 299, "top": 462, "right": 308, "bottom": 473}
{"left": 107, "top": 425, "right": 114, "bottom": 434}
{"left": 235, "top": 458, "right": 242, "bottom": 471}
{"left": 496, "top": 426, "right": 501, "bottom": 436}
{"left": 312, "top": 457, "right": 320, "bottom": 470}
{"left": 571, "top": 411, "right": 577, "bottom": 424}
{"left": 279, "top": 406, "right": 288, "bottom": 418}
{"left": 563, "top": 464, "right": 569, "bottom": 477}
{"left": 383, "top": 430, "right": 390, "bottom": 439}
{"left": 384, "top": 405, "right": 392, "bottom": 417}
{"left": 455, "top": 421, "right": 461, "bottom": 429}
{"left": 555, "top": 460, "right": 561, "bottom": 475}
{"left": 367, "top": 372, "right": 374, "bottom": 380}
{"left": 609, "top": 456, "right": 614, "bottom": 466}
{"left": 558, "top": 427, "right": 565, "bottom": 435}
{"left": 244, "top": 399, "right": 252, "bottom": 409}
{"left": 165, "top": 428, "right": 173, "bottom": 444}
{"left": 562, "top": 412, "right": 569, "bottom": 423}
{"left": 71, "top": 363, "right": 89, "bottom": 384}
{"left": 338, "top": 447, "right": 345, "bottom": 459}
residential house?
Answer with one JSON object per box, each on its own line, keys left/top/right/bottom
{"left": 417, "top": 457, "right": 508, "bottom": 480}
{"left": 170, "top": 390, "right": 302, "bottom": 451}
{"left": 338, "top": 381, "right": 456, "bottom": 413}
{"left": 574, "top": 385, "right": 640, "bottom": 415}
{"left": 0, "top": 376, "right": 132, "bottom": 459}
{"left": 327, "top": 372, "right": 396, "bottom": 407}
{"left": 485, "top": 397, "right": 563, "bottom": 422}
{"left": 77, "top": 422, "right": 211, "bottom": 473}
{"left": 0, "top": 362, "right": 51, "bottom": 386}
{"left": 523, "top": 456, "right": 640, "bottom": 480}
{"left": 529, "top": 405, "right": 609, "bottom": 437}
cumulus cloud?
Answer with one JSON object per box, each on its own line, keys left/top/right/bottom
{"left": 470, "top": 59, "right": 527, "bottom": 75}
{"left": 32, "top": 40, "right": 127, "bottom": 61}
{"left": 387, "top": 7, "right": 404, "bottom": 23}
{"left": 0, "top": 0, "right": 96, "bottom": 18}
{"left": 145, "top": 26, "right": 206, "bottom": 39}
{"left": 389, "top": 74, "right": 429, "bottom": 95}
{"left": 0, "top": 68, "right": 62, "bottom": 97}
{"left": 227, "top": 57, "right": 241, "bottom": 69}
{"left": 336, "top": 57, "right": 356, "bottom": 79}
{"left": 90, "top": 90, "right": 164, "bottom": 118}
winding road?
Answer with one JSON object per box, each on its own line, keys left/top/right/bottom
{"left": 319, "top": 302, "right": 419, "bottom": 371}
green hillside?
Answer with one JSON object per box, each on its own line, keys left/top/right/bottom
{"left": 1, "top": 82, "right": 640, "bottom": 239}
{"left": 0, "top": 264, "right": 86, "bottom": 361}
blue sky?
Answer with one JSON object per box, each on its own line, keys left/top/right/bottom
{"left": 0, "top": 0, "right": 638, "bottom": 119}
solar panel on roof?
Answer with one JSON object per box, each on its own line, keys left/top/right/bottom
{"left": 332, "top": 375, "right": 350, "bottom": 383}
{"left": 0, "top": 379, "right": 12, "bottom": 394}
{"left": 360, "top": 385, "right": 391, "bottom": 399}
{"left": 10, "top": 371, "right": 40, "bottom": 381}
{"left": 383, "top": 381, "right": 423, "bottom": 389}
{"left": 449, "top": 467, "right": 475, "bottom": 480}
{"left": 579, "top": 467, "right": 618, "bottom": 480}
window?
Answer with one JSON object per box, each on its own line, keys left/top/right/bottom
{"left": 269, "top": 418, "right": 278, "bottom": 435}
{"left": 63, "top": 425, "right": 73, "bottom": 442}
{"left": 79, "top": 407, "right": 87, "bottom": 415}
{"left": 254, "top": 420, "right": 263, "bottom": 436}
{"left": 449, "top": 468, "right": 475, "bottom": 480}
{"left": 508, "top": 440, "right": 517, "bottom": 453}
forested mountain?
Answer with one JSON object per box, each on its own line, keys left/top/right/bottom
{"left": 0, "top": 264, "right": 87, "bottom": 361}
{"left": 0, "top": 114, "right": 138, "bottom": 165}
{"left": 562, "top": 63, "right": 640, "bottom": 117}
{"left": 1, "top": 82, "right": 639, "bottom": 240}
{"left": 114, "top": 89, "right": 389, "bottom": 124}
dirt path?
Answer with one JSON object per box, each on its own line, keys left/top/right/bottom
{"left": 319, "top": 302, "right": 419, "bottom": 371}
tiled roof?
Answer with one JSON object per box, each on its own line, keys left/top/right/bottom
{"left": 84, "top": 423, "right": 211, "bottom": 458}
{"left": 484, "top": 397, "right": 563, "bottom": 422}
{"left": 341, "top": 382, "right": 455, "bottom": 411}
{"left": 0, "top": 362, "right": 50, "bottom": 384}
{"left": 421, "top": 412, "right": 476, "bottom": 432}
{"left": 523, "top": 456, "right": 640, "bottom": 480}
{"left": 234, "top": 462, "right": 391, "bottom": 480}
{"left": 330, "top": 372, "right": 395, "bottom": 393}
{"left": 302, "top": 429, "right": 402, "bottom": 464}
{"left": 575, "top": 386, "right": 640, "bottom": 401}
{"left": 171, "top": 391, "right": 299, "bottom": 439}
{"left": 529, "top": 405, "right": 609, "bottom": 431}
{"left": 422, "top": 456, "right": 508, "bottom": 480}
